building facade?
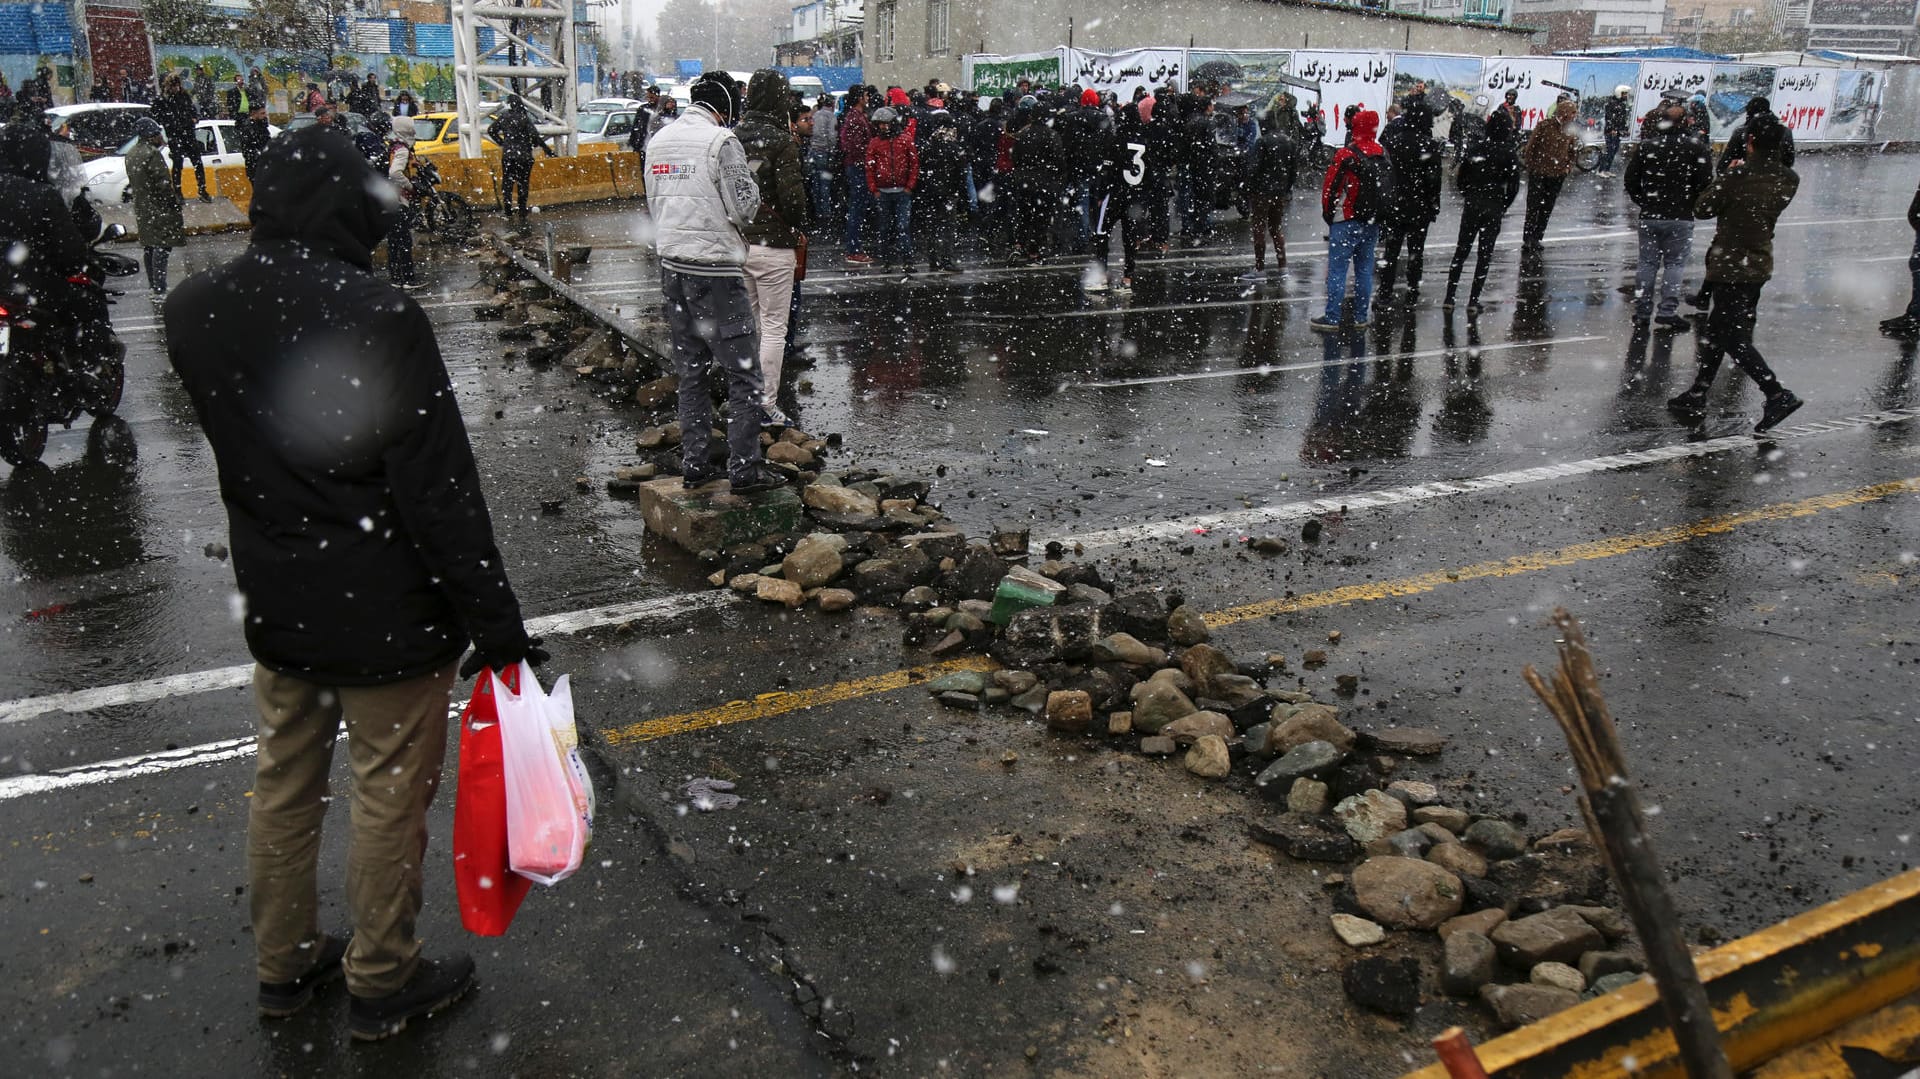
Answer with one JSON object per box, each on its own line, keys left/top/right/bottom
{"left": 862, "top": 0, "right": 1537, "bottom": 89}
{"left": 1509, "top": 0, "right": 1666, "bottom": 49}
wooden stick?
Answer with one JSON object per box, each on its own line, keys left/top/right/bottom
{"left": 1524, "top": 609, "right": 1733, "bottom": 1079}
{"left": 1432, "top": 1027, "right": 1492, "bottom": 1079}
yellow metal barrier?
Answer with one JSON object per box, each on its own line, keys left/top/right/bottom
{"left": 528, "top": 154, "right": 616, "bottom": 207}
{"left": 608, "top": 151, "right": 646, "bottom": 200}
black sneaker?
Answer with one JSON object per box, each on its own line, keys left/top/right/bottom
{"left": 258, "top": 934, "right": 348, "bottom": 1018}
{"left": 681, "top": 469, "right": 723, "bottom": 490}
{"left": 728, "top": 467, "right": 789, "bottom": 497}
{"left": 1653, "top": 314, "right": 1691, "bottom": 332}
{"left": 348, "top": 954, "right": 476, "bottom": 1042}
{"left": 1666, "top": 390, "right": 1707, "bottom": 425}
{"left": 1683, "top": 292, "right": 1708, "bottom": 309}
{"left": 1755, "top": 390, "right": 1803, "bottom": 434}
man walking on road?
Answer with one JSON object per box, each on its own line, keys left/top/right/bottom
{"left": 1443, "top": 109, "right": 1520, "bottom": 314}
{"left": 1312, "top": 107, "right": 1388, "bottom": 332}
{"left": 646, "top": 72, "right": 785, "bottom": 494}
{"left": 1595, "top": 85, "right": 1632, "bottom": 177}
{"left": 1666, "top": 119, "right": 1803, "bottom": 433}
{"left": 163, "top": 127, "right": 543, "bottom": 1042}
{"left": 1625, "top": 96, "right": 1711, "bottom": 332}
{"left": 1520, "top": 98, "right": 1580, "bottom": 249}
{"left": 488, "top": 96, "right": 550, "bottom": 219}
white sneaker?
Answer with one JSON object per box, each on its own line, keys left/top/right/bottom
{"left": 761, "top": 406, "right": 792, "bottom": 430}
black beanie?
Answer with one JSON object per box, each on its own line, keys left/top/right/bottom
{"left": 691, "top": 72, "right": 738, "bottom": 120}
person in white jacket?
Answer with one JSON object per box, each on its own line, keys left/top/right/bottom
{"left": 644, "top": 72, "right": 784, "bottom": 495}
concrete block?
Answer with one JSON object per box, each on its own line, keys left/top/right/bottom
{"left": 636, "top": 477, "right": 804, "bottom": 553}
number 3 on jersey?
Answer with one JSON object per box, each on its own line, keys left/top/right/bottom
{"left": 1122, "top": 142, "right": 1146, "bottom": 187}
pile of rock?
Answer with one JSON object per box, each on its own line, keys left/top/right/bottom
{"left": 472, "top": 251, "right": 643, "bottom": 377}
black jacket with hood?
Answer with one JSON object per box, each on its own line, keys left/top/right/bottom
{"left": 735, "top": 70, "right": 808, "bottom": 249}
{"left": 163, "top": 128, "right": 529, "bottom": 686}
{"left": 0, "top": 125, "right": 90, "bottom": 316}
{"left": 1626, "top": 124, "right": 1712, "bottom": 221}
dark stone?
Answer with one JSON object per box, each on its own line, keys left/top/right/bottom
{"left": 1324, "top": 760, "right": 1385, "bottom": 802}
{"left": 897, "top": 531, "right": 968, "bottom": 563}
{"left": 1462, "top": 875, "right": 1517, "bottom": 915}
{"left": 1364, "top": 727, "right": 1450, "bottom": 756}
{"left": 936, "top": 691, "right": 980, "bottom": 711}
{"left": 945, "top": 544, "right": 1007, "bottom": 601}
{"left": 1106, "top": 590, "right": 1173, "bottom": 642}
{"left": 1342, "top": 956, "right": 1422, "bottom": 1017}
{"left": 1249, "top": 814, "right": 1361, "bottom": 863}
{"left": 853, "top": 558, "right": 913, "bottom": 600}
{"left": 1253, "top": 740, "right": 1346, "bottom": 798}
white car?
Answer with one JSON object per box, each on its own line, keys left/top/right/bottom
{"left": 45, "top": 102, "right": 152, "bottom": 158}
{"left": 576, "top": 109, "right": 638, "bottom": 145}
{"left": 582, "top": 97, "right": 643, "bottom": 113}
{"left": 81, "top": 119, "right": 281, "bottom": 204}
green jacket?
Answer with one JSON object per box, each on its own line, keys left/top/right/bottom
{"left": 127, "top": 140, "right": 185, "bottom": 248}
{"left": 734, "top": 72, "right": 807, "bottom": 249}
{"left": 1694, "top": 159, "right": 1798, "bottom": 284}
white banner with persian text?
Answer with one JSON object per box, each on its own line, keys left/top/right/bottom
{"left": 1293, "top": 50, "right": 1394, "bottom": 146}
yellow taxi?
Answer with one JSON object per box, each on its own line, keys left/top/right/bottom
{"left": 411, "top": 112, "right": 500, "bottom": 158}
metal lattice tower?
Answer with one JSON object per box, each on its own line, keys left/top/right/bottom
{"left": 451, "top": 0, "right": 580, "bottom": 157}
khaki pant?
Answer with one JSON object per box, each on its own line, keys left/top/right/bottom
{"left": 248, "top": 663, "right": 456, "bottom": 996}
{"left": 742, "top": 243, "right": 796, "bottom": 411}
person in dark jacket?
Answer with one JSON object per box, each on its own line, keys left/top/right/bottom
{"left": 1010, "top": 97, "right": 1064, "bottom": 264}
{"left": 162, "top": 126, "right": 540, "bottom": 1042}
{"left": 839, "top": 87, "right": 874, "bottom": 263}
{"left": 1719, "top": 96, "right": 1796, "bottom": 175}
{"left": 156, "top": 73, "right": 212, "bottom": 202}
{"left": 1667, "top": 118, "right": 1803, "bottom": 433}
{"left": 1143, "top": 90, "right": 1178, "bottom": 249}
{"left": 1180, "top": 96, "right": 1218, "bottom": 240}
{"left": 735, "top": 69, "right": 808, "bottom": 426}
{"left": 1879, "top": 178, "right": 1920, "bottom": 340}
{"left": 346, "top": 73, "right": 381, "bottom": 116}
{"left": 0, "top": 124, "right": 90, "bottom": 326}
{"left": 1377, "top": 89, "right": 1442, "bottom": 304}
{"left": 913, "top": 96, "right": 967, "bottom": 272}
{"left": 1596, "top": 86, "right": 1633, "bottom": 176}
{"left": 126, "top": 119, "right": 184, "bottom": 295}
{"left": 486, "top": 96, "right": 550, "bottom": 218}
{"left": 1246, "top": 103, "right": 1296, "bottom": 275}
{"left": 1625, "top": 97, "right": 1711, "bottom": 330}
{"left": 865, "top": 106, "right": 918, "bottom": 272}
{"left": 237, "top": 101, "right": 273, "bottom": 180}
{"left": 1086, "top": 101, "right": 1145, "bottom": 293}
{"left": 354, "top": 109, "right": 392, "bottom": 173}
{"left": 1444, "top": 109, "right": 1522, "bottom": 313}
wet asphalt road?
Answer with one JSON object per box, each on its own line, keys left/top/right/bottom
{"left": 2, "top": 152, "right": 1919, "bottom": 1075}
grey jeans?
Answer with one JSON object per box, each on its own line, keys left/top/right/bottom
{"left": 661, "top": 268, "right": 765, "bottom": 482}
{"left": 1635, "top": 218, "right": 1694, "bottom": 319}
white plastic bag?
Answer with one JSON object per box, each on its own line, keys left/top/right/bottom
{"left": 496, "top": 661, "right": 594, "bottom": 886}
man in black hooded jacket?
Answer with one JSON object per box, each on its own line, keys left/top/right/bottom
{"left": 0, "top": 125, "right": 91, "bottom": 325}
{"left": 163, "top": 127, "right": 542, "bottom": 1043}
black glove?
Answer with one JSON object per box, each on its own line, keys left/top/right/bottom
{"left": 459, "top": 636, "right": 550, "bottom": 680}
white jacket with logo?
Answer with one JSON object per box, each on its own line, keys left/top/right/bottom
{"left": 644, "top": 104, "right": 761, "bottom": 276}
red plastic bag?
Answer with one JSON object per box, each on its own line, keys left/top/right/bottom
{"left": 452, "top": 665, "right": 533, "bottom": 936}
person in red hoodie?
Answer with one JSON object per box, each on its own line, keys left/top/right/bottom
{"left": 866, "top": 106, "right": 920, "bottom": 273}
{"left": 1313, "top": 108, "right": 1389, "bottom": 332}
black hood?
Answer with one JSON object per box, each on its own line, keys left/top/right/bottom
{"left": 248, "top": 127, "right": 397, "bottom": 269}
{"left": 0, "top": 124, "right": 52, "bottom": 183}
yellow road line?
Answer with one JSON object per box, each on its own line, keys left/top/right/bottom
{"left": 1204, "top": 476, "right": 1920, "bottom": 627}
{"left": 608, "top": 477, "right": 1920, "bottom": 745}
{"left": 605, "top": 655, "right": 998, "bottom": 745}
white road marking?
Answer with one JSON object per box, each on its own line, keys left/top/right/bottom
{"left": 11, "top": 405, "right": 1918, "bottom": 800}
{"left": 973, "top": 296, "right": 1314, "bottom": 321}
{"left": 0, "top": 590, "right": 728, "bottom": 728}
{"left": 1068, "top": 336, "right": 1607, "bottom": 387}
{"left": 1056, "top": 407, "right": 1920, "bottom": 551}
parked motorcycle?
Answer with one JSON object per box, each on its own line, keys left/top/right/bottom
{"left": 0, "top": 224, "right": 139, "bottom": 467}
